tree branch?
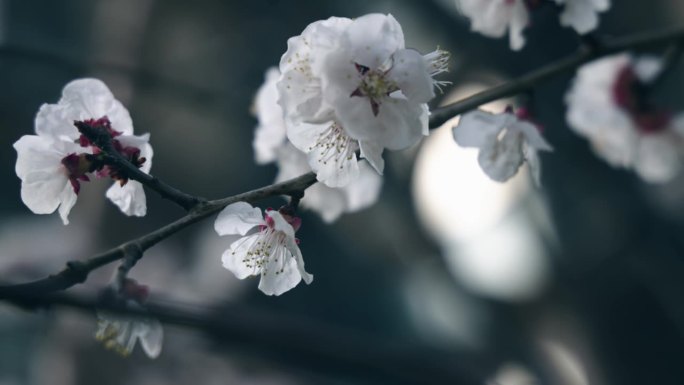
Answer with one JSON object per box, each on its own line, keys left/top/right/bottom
{"left": 0, "top": 172, "right": 316, "bottom": 299}
{"left": 2, "top": 24, "right": 684, "bottom": 308}
{"left": 5, "top": 291, "right": 489, "bottom": 385}
{"left": 77, "top": 121, "right": 205, "bottom": 211}
{"left": 428, "top": 25, "right": 684, "bottom": 128}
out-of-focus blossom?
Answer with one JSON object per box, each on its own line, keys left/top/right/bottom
{"left": 554, "top": 0, "right": 611, "bottom": 34}
{"left": 214, "top": 202, "right": 312, "bottom": 296}
{"left": 455, "top": 0, "right": 529, "bottom": 50}
{"left": 277, "top": 14, "right": 448, "bottom": 184}
{"left": 566, "top": 54, "right": 684, "bottom": 183}
{"left": 455, "top": 0, "right": 609, "bottom": 50}
{"left": 13, "top": 78, "right": 153, "bottom": 223}
{"left": 253, "top": 67, "right": 382, "bottom": 222}
{"left": 95, "top": 279, "right": 163, "bottom": 359}
{"left": 453, "top": 108, "right": 553, "bottom": 183}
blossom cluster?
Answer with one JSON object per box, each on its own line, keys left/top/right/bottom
{"left": 215, "top": 13, "right": 451, "bottom": 296}
{"left": 14, "top": 79, "right": 153, "bottom": 224}
{"left": 10, "top": 4, "right": 684, "bottom": 363}
{"left": 456, "top": 0, "right": 611, "bottom": 50}
{"left": 565, "top": 54, "right": 684, "bottom": 183}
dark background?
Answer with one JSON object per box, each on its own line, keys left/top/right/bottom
{"left": 1, "top": 0, "right": 684, "bottom": 384}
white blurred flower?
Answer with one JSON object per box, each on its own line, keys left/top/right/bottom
{"left": 252, "top": 67, "right": 382, "bottom": 222}
{"left": 95, "top": 279, "right": 163, "bottom": 359}
{"left": 214, "top": 202, "right": 313, "bottom": 296}
{"left": 455, "top": 0, "right": 609, "bottom": 49}
{"left": 453, "top": 108, "right": 553, "bottom": 183}
{"left": 13, "top": 78, "right": 153, "bottom": 223}
{"left": 455, "top": 0, "right": 529, "bottom": 50}
{"left": 278, "top": 14, "right": 447, "bottom": 183}
{"left": 554, "top": 0, "right": 610, "bottom": 34}
{"left": 566, "top": 54, "right": 684, "bottom": 183}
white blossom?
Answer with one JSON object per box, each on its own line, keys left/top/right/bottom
{"left": 453, "top": 109, "right": 553, "bottom": 183}
{"left": 13, "top": 78, "right": 153, "bottom": 223}
{"left": 554, "top": 0, "right": 611, "bottom": 34}
{"left": 566, "top": 54, "right": 684, "bottom": 183}
{"left": 277, "top": 14, "right": 448, "bottom": 184}
{"left": 253, "top": 67, "right": 382, "bottom": 222}
{"left": 95, "top": 279, "right": 163, "bottom": 359}
{"left": 455, "top": 0, "right": 529, "bottom": 50}
{"left": 275, "top": 143, "right": 382, "bottom": 223}
{"left": 214, "top": 202, "right": 313, "bottom": 296}
{"left": 95, "top": 309, "right": 163, "bottom": 359}
{"left": 13, "top": 136, "right": 85, "bottom": 224}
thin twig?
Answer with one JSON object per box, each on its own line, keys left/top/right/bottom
{"left": 428, "top": 25, "right": 684, "bottom": 128}
{"left": 1, "top": 25, "right": 684, "bottom": 300}
{"left": 77, "top": 122, "right": 205, "bottom": 211}
{"left": 5, "top": 291, "right": 489, "bottom": 385}
{"left": 0, "top": 172, "right": 316, "bottom": 299}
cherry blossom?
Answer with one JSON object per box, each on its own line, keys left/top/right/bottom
{"left": 274, "top": 143, "right": 382, "bottom": 223}
{"left": 277, "top": 14, "right": 448, "bottom": 185}
{"left": 566, "top": 54, "right": 684, "bottom": 183}
{"left": 455, "top": 0, "right": 610, "bottom": 50}
{"left": 214, "top": 202, "right": 312, "bottom": 296}
{"left": 13, "top": 78, "right": 153, "bottom": 223}
{"left": 455, "top": 0, "right": 530, "bottom": 50}
{"left": 554, "top": 0, "right": 611, "bottom": 34}
{"left": 95, "top": 279, "right": 163, "bottom": 359}
{"left": 253, "top": 67, "right": 382, "bottom": 222}
{"left": 453, "top": 108, "right": 553, "bottom": 183}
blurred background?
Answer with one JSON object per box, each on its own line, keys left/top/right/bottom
{"left": 1, "top": 0, "right": 684, "bottom": 384}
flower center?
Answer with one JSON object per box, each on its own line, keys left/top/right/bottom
{"left": 350, "top": 63, "right": 397, "bottom": 116}
{"left": 612, "top": 66, "right": 671, "bottom": 133}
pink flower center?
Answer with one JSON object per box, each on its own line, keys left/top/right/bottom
{"left": 612, "top": 66, "right": 671, "bottom": 133}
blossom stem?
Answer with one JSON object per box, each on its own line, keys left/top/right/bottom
{"left": 429, "top": 25, "right": 684, "bottom": 128}
{"left": 78, "top": 122, "right": 206, "bottom": 211}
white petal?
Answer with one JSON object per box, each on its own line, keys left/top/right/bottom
{"left": 60, "top": 78, "right": 134, "bottom": 135}
{"left": 388, "top": 49, "right": 435, "bottom": 104}
{"left": 286, "top": 120, "right": 330, "bottom": 153}
{"left": 14, "top": 135, "right": 69, "bottom": 179}
{"left": 453, "top": 110, "right": 512, "bottom": 148}
{"left": 285, "top": 237, "right": 313, "bottom": 285}
{"left": 257, "top": 246, "right": 302, "bottom": 296}
{"left": 274, "top": 143, "right": 313, "bottom": 183}
{"left": 310, "top": 147, "right": 360, "bottom": 188}
{"left": 34, "top": 103, "right": 81, "bottom": 141}
{"left": 106, "top": 181, "right": 147, "bottom": 217}
{"left": 557, "top": 0, "right": 609, "bottom": 34}
{"left": 344, "top": 13, "right": 405, "bottom": 69}
{"left": 513, "top": 120, "right": 553, "bottom": 151}
{"left": 300, "top": 183, "right": 347, "bottom": 223}
{"left": 222, "top": 234, "right": 261, "bottom": 279}
{"left": 508, "top": 2, "right": 529, "bottom": 50}
{"left": 57, "top": 182, "right": 78, "bottom": 225}
{"left": 267, "top": 210, "right": 295, "bottom": 239}
{"left": 634, "top": 133, "right": 680, "bottom": 183}
{"left": 253, "top": 68, "right": 287, "bottom": 164}
{"left": 342, "top": 161, "right": 383, "bottom": 212}
{"left": 359, "top": 140, "right": 385, "bottom": 175}
{"left": 20, "top": 169, "right": 71, "bottom": 216}
{"left": 214, "top": 202, "right": 264, "bottom": 236}
{"left": 477, "top": 131, "right": 525, "bottom": 182}
{"left": 336, "top": 95, "right": 424, "bottom": 151}
{"left": 137, "top": 319, "right": 163, "bottom": 359}
{"left": 523, "top": 144, "right": 542, "bottom": 186}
